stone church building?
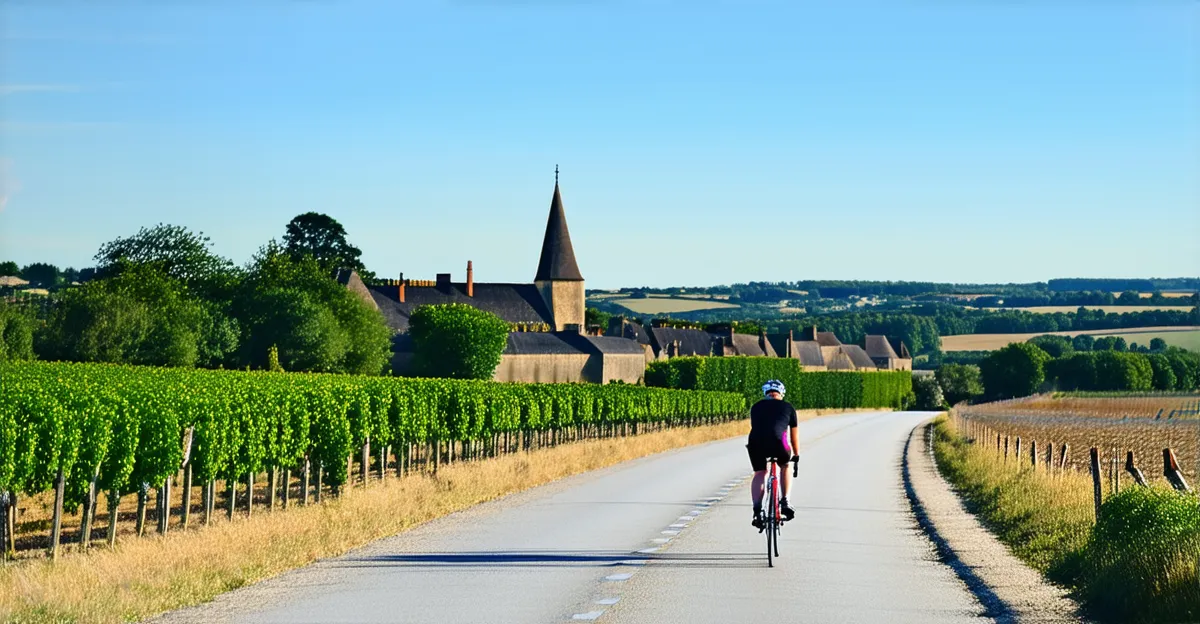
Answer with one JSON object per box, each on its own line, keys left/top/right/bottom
{"left": 339, "top": 178, "right": 648, "bottom": 384}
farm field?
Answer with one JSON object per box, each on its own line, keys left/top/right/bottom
{"left": 609, "top": 296, "right": 740, "bottom": 314}
{"left": 1113, "top": 291, "right": 1197, "bottom": 298}
{"left": 940, "top": 326, "right": 1200, "bottom": 352}
{"left": 993, "top": 305, "right": 1196, "bottom": 314}
{"left": 957, "top": 394, "right": 1200, "bottom": 482}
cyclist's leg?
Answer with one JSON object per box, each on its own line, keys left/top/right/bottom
{"left": 776, "top": 449, "right": 796, "bottom": 521}
{"left": 750, "top": 470, "right": 767, "bottom": 508}
{"left": 746, "top": 444, "right": 768, "bottom": 527}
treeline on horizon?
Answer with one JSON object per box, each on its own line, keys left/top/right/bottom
{"left": 593, "top": 277, "right": 1200, "bottom": 299}
{"left": 610, "top": 304, "right": 1200, "bottom": 357}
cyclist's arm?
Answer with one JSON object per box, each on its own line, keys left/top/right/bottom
{"left": 788, "top": 406, "right": 800, "bottom": 454}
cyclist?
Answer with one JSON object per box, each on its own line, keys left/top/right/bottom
{"left": 747, "top": 379, "right": 799, "bottom": 529}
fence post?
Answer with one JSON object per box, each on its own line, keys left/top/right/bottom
{"left": 1059, "top": 444, "right": 1069, "bottom": 471}
{"left": 1164, "top": 448, "right": 1191, "bottom": 493}
{"left": 1125, "top": 451, "right": 1148, "bottom": 486}
{"left": 1030, "top": 440, "right": 1037, "bottom": 470}
{"left": 1015, "top": 437, "right": 1022, "bottom": 464}
{"left": 1004, "top": 436, "right": 1009, "bottom": 462}
{"left": 1090, "top": 448, "right": 1103, "bottom": 522}
{"left": 0, "top": 491, "right": 9, "bottom": 562}
{"left": 49, "top": 467, "right": 65, "bottom": 560}
{"left": 1112, "top": 448, "right": 1120, "bottom": 494}
{"left": 996, "top": 433, "right": 1001, "bottom": 455}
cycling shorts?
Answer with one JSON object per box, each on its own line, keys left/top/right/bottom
{"left": 746, "top": 436, "right": 792, "bottom": 472}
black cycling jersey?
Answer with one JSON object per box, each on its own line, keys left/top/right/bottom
{"left": 748, "top": 398, "right": 798, "bottom": 447}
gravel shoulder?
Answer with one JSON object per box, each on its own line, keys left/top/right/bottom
{"left": 903, "top": 418, "right": 1088, "bottom": 624}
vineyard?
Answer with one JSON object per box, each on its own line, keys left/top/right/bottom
{"left": 954, "top": 394, "right": 1200, "bottom": 487}
{"left": 0, "top": 361, "right": 746, "bottom": 561}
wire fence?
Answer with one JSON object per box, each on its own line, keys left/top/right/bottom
{"left": 953, "top": 393, "right": 1200, "bottom": 489}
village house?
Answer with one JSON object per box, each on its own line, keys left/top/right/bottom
{"left": 339, "top": 175, "right": 648, "bottom": 384}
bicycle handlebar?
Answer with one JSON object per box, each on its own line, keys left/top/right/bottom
{"left": 791, "top": 456, "right": 799, "bottom": 478}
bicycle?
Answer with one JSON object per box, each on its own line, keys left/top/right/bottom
{"left": 760, "top": 456, "right": 799, "bottom": 568}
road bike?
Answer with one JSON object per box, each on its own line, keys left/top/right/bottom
{"left": 760, "top": 456, "right": 799, "bottom": 568}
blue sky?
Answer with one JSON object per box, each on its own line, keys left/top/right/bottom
{"left": 1, "top": 2, "right": 1197, "bottom": 289}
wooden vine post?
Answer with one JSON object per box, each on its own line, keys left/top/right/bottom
{"left": 180, "top": 427, "right": 194, "bottom": 530}
{"left": 1125, "top": 451, "right": 1148, "bottom": 487}
{"left": 1089, "top": 448, "right": 1103, "bottom": 522}
{"left": 48, "top": 467, "right": 66, "bottom": 560}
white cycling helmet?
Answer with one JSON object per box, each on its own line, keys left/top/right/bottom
{"left": 762, "top": 379, "right": 786, "bottom": 398}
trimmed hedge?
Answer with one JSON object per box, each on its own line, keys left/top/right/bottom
{"left": 645, "top": 356, "right": 913, "bottom": 409}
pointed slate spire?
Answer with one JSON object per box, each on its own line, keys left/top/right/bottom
{"left": 535, "top": 171, "right": 584, "bottom": 281}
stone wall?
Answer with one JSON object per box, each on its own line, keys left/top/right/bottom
{"left": 536, "top": 279, "right": 585, "bottom": 332}
{"left": 601, "top": 353, "right": 647, "bottom": 384}
{"left": 494, "top": 353, "right": 593, "bottom": 383}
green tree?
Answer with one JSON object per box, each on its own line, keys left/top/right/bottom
{"left": 0, "top": 301, "right": 35, "bottom": 362}
{"left": 93, "top": 224, "right": 236, "bottom": 296}
{"left": 935, "top": 363, "right": 983, "bottom": 405}
{"left": 1147, "top": 353, "right": 1177, "bottom": 390}
{"left": 1028, "top": 334, "right": 1074, "bottom": 358}
{"left": 1163, "top": 349, "right": 1200, "bottom": 391}
{"left": 282, "top": 212, "right": 372, "bottom": 280}
{"left": 20, "top": 262, "right": 60, "bottom": 286}
{"left": 979, "top": 342, "right": 1050, "bottom": 400}
{"left": 1072, "top": 334, "right": 1095, "bottom": 352}
{"left": 235, "top": 243, "right": 391, "bottom": 375}
{"left": 1093, "top": 336, "right": 1127, "bottom": 352}
{"left": 1092, "top": 351, "right": 1152, "bottom": 391}
{"left": 36, "top": 262, "right": 219, "bottom": 367}
{"left": 586, "top": 307, "right": 612, "bottom": 333}
{"left": 912, "top": 375, "right": 946, "bottom": 411}
{"left": 1149, "top": 337, "right": 1167, "bottom": 352}
{"left": 409, "top": 303, "right": 509, "bottom": 379}
{"left": 0, "top": 261, "right": 18, "bottom": 276}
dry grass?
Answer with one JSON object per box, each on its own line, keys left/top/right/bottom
{"left": 940, "top": 326, "right": 1200, "bottom": 352}
{"left": 0, "top": 419, "right": 770, "bottom": 624}
{"left": 935, "top": 415, "right": 1200, "bottom": 622}
{"left": 610, "top": 297, "right": 740, "bottom": 314}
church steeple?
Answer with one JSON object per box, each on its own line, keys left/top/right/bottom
{"left": 534, "top": 168, "right": 586, "bottom": 333}
{"left": 535, "top": 168, "right": 584, "bottom": 282}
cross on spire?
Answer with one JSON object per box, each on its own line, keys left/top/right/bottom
{"left": 555, "top": 164, "right": 559, "bottom": 184}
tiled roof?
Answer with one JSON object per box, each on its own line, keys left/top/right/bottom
{"left": 505, "top": 332, "right": 589, "bottom": 355}
{"left": 792, "top": 341, "right": 826, "bottom": 367}
{"left": 649, "top": 327, "right": 716, "bottom": 357}
{"left": 582, "top": 336, "right": 647, "bottom": 355}
{"left": 816, "top": 332, "right": 842, "bottom": 347}
{"left": 535, "top": 182, "right": 584, "bottom": 281}
{"left": 368, "top": 282, "right": 553, "bottom": 333}
{"left": 865, "top": 335, "right": 899, "bottom": 360}
{"left": 728, "top": 333, "right": 775, "bottom": 357}
{"left": 841, "top": 345, "right": 877, "bottom": 370}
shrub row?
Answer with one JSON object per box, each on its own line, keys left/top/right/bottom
{"left": 0, "top": 361, "right": 746, "bottom": 518}
{"left": 644, "top": 356, "right": 913, "bottom": 409}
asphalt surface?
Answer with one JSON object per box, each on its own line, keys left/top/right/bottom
{"left": 153, "top": 411, "right": 989, "bottom": 624}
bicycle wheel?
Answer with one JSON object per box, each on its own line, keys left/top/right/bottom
{"left": 765, "top": 474, "right": 776, "bottom": 568}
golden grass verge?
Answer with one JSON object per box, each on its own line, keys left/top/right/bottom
{"left": 2, "top": 414, "right": 844, "bottom": 624}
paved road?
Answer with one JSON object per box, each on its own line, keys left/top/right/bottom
{"left": 156, "top": 411, "right": 989, "bottom": 624}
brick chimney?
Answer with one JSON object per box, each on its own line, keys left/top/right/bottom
{"left": 398, "top": 273, "right": 406, "bottom": 303}
{"left": 466, "top": 260, "right": 474, "bottom": 297}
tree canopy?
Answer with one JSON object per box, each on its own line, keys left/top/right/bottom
{"left": 233, "top": 243, "right": 391, "bottom": 375}
{"left": 282, "top": 212, "right": 372, "bottom": 280}
{"left": 94, "top": 223, "right": 236, "bottom": 296}
{"left": 409, "top": 303, "right": 509, "bottom": 380}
